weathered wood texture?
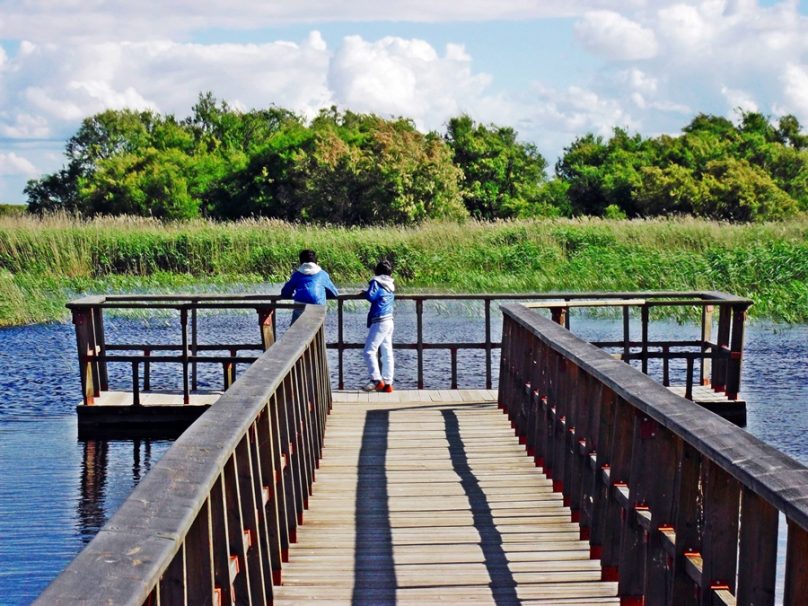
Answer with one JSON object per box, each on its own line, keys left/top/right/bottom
{"left": 35, "top": 306, "right": 331, "bottom": 606}
{"left": 272, "top": 391, "right": 618, "bottom": 605}
{"left": 500, "top": 303, "right": 808, "bottom": 606}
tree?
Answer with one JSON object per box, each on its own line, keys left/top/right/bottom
{"left": 698, "top": 158, "right": 797, "bottom": 221}
{"left": 446, "top": 115, "right": 549, "bottom": 219}
{"left": 79, "top": 148, "right": 199, "bottom": 219}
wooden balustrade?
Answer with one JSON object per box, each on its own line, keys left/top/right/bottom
{"left": 68, "top": 290, "right": 750, "bottom": 399}
{"left": 36, "top": 305, "right": 331, "bottom": 605}
{"left": 499, "top": 303, "right": 808, "bottom": 606}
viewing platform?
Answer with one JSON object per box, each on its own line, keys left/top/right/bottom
{"left": 37, "top": 292, "right": 808, "bottom": 606}
{"left": 69, "top": 291, "right": 750, "bottom": 437}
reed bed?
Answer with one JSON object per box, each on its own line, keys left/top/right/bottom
{"left": 1, "top": 214, "right": 807, "bottom": 325}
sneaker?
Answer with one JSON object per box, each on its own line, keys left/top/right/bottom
{"left": 363, "top": 380, "right": 384, "bottom": 392}
{"left": 382, "top": 383, "right": 393, "bottom": 393}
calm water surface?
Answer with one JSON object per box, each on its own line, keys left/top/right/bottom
{"left": 0, "top": 302, "right": 806, "bottom": 604}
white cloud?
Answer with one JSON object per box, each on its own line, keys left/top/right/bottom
{"left": 0, "top": 1, "right": 651, "bottom": 42}
{"left": 574, "top": 11, "right": 658, "bottom": 60}
{"left": 328, "top": 36, "right": 491, "bottom": 127}
{"left": 783, "top": 63, "right": 808, "bottom": 117}
{"left": 721, "top": 85, "right": 759, "bottom": 114}
{"left": 0, "top": 113, "right": 50, "bottom": 138}
{"left": 0, "top": 152, "right": 37, "bottom": 176}
{"left": 656, "top": 4, "right": 712, "bottom": 50}
{"left": 0, "top": 36, "right": 334, "bottom": 141}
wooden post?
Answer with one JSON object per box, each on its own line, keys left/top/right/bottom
{"left": 267, "top": 393, "right": 291, "bottom": 564}
{"left": 191, "top": 304, "right": 198, "bottom": 391}
{"left": 641, "top": 304, "right": 649, "bottom": 374}
{"left": 209, "top": 477, "right": 233, "bottom": 605}
{"left": 685, "top": 357, "right": 694, "bottom": 401}
{"left": 257, "top": 306, "right": 275, "bottom": 351}
{"left": 700, "top": 460, "right": 740, "bottom": 604}
{"left": 484, "top": 298, "right": 492, "bottom": 390}
{"left": 223, "top": 453, "right": 252, "bottom": 601}
{"left": 223, "top": 348, "right": 236, "bottom": 390}
{"left": 785, "top": 520, "right": 808, "bottom": 606}
{"left": 184, "top": 499, "right": 214, "bottom": 605}
{"left": 72, "top": 307, "right": 97, "bottom": 405}
{"left": 713, "top": 304, "right": 731, "bottom": 393}
{"left": 234, "top": 437, "right": 268, "bottom": 605}
{"left": 255, "top": 405, "right": 284, "bottom": 586}
{"left": 416, "top": 299, "right": 424, "bottom": 389}
{"left": 622, "top": 305, "right": 630, "bottom": 362}
{"left": 246, "top": 420, "right": 276, "bottom": 599}
{"left": 450, "top": 347, "right": 458, "bottom": 390}
{"left": 550, "top": 306, "right": 567, "bottom": 326}
{"left": 180, "top": 307, "right": 190, "bottom": 405}
{"left": 726, "top": 304, "right": 747, "bottom": 400}
{"left": 91, "top": 306, "right": 108, "bottom": 391}
{"left": 143, "top": 348, "right": 151, "bottom": 392}
{"left": 337, "top": 299, "right": 344, "bottom": 390}
{"left": 616, "top": 410, "right": 646, "bottom": 601}
{"left": 159, "top": 544, "right": 185, "bottom": 604}
{"left": 700, "top": 304, "right": 713, "bottom": 386}
{"left": 671, "top": 442, "right": 701, "bottom": 606}
{"left": 131, "top": 361, "right": 140, "bottom": 407}
{"left": 737, "top": 488, "right": 778, "bottom": 604}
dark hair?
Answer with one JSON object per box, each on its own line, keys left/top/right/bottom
{"left": 299, "top": 249, "right": 317, "bottom": 264}
{"left": 375, "top": 259, "right": 393, "bottom": 276}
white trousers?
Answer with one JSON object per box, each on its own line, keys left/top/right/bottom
{"left": 364, "top": 319, "right": 394, "bottom": 383}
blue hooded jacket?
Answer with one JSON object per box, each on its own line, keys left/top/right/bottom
{"left": 280, "top": 262, "right": 339, "bottom": 305}
{"left": 364, "top": 274, "right": 395, "bottom": 327}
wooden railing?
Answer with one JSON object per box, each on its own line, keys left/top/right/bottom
{"left": 499, "top": 303, "right": 808, "bottom": 605}
{"left": 36, "top": 305, "right": 331, "bottom": 605}
{"left": 68, "top": 290, "right": 750, "bottom": 400}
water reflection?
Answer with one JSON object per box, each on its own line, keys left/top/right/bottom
{"left": 78, "top": 440, "right": 108, "bottom": 543}
{"left": 77, "top": 438, "right": 158, "bottom": 544}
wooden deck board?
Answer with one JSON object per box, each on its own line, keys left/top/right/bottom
{"left": 272, "top": 390, "right": 617, "bottom": 605}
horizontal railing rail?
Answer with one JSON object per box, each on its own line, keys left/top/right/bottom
{"left": 36, "top": 305, "right": 332, "bottom": 605}
{"left": 68, "top": 290, "right": 751, "bottom": 401}
{"left": 499, "top": 303, "right": 807, "bottom": 605}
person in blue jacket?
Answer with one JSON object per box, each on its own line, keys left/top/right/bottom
{"left": 280, "top": 249, "right": 339, "bottom": 324}
{"left": 362, "top": 259, "right": 395, "bottom": 393}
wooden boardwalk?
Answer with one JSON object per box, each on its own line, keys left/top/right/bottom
{"left": 272, "top": 390, "right": 619, "bottom": 605}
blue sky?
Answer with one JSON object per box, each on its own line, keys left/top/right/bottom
{"left": 0, "top": 0, "right": 806, "bottom": 203}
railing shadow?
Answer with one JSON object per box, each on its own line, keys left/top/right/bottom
{"left": 442, "top": 409, "right": 519, "bottom": 605}
{"left": 353, "top": 409, "right": 397, "bottom": 605}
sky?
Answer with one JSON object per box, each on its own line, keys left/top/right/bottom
{"left": 0, "top": 0, "right": 806, "bottom": 203}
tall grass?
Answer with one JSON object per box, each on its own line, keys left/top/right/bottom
{"left": 1, "top": 214, "right": 807, "bottom": 325}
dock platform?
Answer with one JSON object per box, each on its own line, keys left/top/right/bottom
{"left": 272, "top": 390, "right": 619, "bottom": 605}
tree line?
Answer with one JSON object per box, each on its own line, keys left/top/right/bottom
{"left": 25, "top": 93, "right": 808, "bottom": 223}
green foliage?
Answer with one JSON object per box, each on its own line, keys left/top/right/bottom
{"left": 446, "top": 115, "right": 551, "bottom": 219}
{"left": 556, "top": 111, "right": 807, "bottom": 222}
{"left": 0, "top": 204, "right": 25, "bottom": 217}
{"left": 3, "top": 215, "right": 808, "bottom": 325}
{"left": 23, "top": 95, "right": 808, "bottom": 224}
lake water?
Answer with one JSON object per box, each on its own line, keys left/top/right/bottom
{"left": 1, "top": 302, "right": 806, "bottom": 604}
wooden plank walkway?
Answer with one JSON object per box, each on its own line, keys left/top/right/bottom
{"left": 272, "top": 390, "right": 618, "bottom": 605}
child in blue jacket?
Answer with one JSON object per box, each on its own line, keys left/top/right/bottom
{"left": 362, "top": 260, "right": 395, "bottom": 392}
{"left": 281, "top": 249, "right": 339, "bottom": 324}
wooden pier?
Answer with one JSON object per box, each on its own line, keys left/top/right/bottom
{"left": 69, "top": 291, "right": 751, "bottom": 437}
{"left": 37, "top": 292, "right": 808, "bottom": 606}
{"left": 273, "top": 390, "right": 619, "bottom": 605}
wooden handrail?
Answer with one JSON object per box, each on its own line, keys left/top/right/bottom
{"left": 499, "top": 303, "right": 806, "bottom": 604}
{"left": 36, "top": 305, "right": 331, "bottom": 604}
{"left": 67, "top": 290, "right": 751, "bottom": 396}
